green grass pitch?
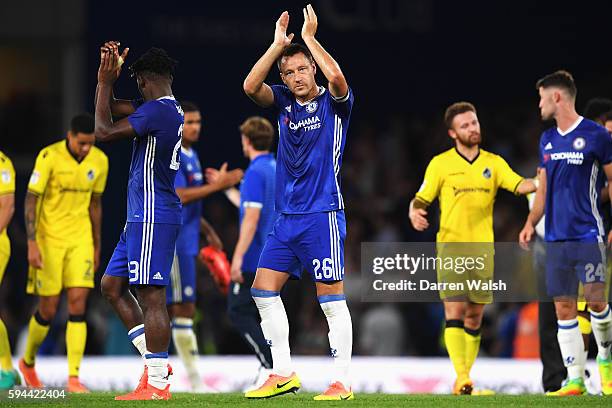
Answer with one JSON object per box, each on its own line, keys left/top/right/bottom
{"left": 2, "top": 392, "right": 610, "bottom": 407}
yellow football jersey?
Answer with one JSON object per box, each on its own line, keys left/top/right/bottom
{"left": 0, "top": 150, "right": 15, "bottom": 249}
{"left": 28, "top": 140, "right": 108, "bottom": 246}
{"left": 416, "top": 148, "right": 523, "bottom": 242}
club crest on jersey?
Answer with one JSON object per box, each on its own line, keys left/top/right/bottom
{"left": 306, "top": 101, "right": 318, "bottom": 113}
{"left": 1, "top": 170, "right": 10, "bottom": 184}
{"left": 87, "top": 169, "right": 95, "bottom": 181}
{"left": 482, "top": 168, "right": 491, "bottom": 179}
{"left": 572, "top": 137, "right": 586, "bottom": 150}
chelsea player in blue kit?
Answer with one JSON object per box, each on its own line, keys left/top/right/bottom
{"left": 208, "top": 117, "right": 277, "bottom": 390}
{"left": 242, "top": 5, "right": 354, "bottom": 400}
{"left": 95, "top": 43, "right": 182, "bottom": 400}
{"left": 168, "top": 100, "right": 232, "bottom": 391}
{"left": 520, "top": 71, "right": 612, "bottom": 396}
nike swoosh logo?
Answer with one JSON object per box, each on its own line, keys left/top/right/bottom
{"left": 277, "top": 380, "right": 293, "bottom": 388}
{"left": 340, "top": 394, "right": 351, "bottom": 400}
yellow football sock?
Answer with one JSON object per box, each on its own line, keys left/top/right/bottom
{"left": 577, "top": 314, "right": 592, "bottom": 335}
{"left": 23, "top": 313, "right": 50, "bottom": 366}
{"left": 444, "top": 322, "right": 467, "bottom": 378}
{"left": 0, "top": 318, "right": 13, "bottom": 371}
{"left": 464, "top": 328, "right": 481, "bottom": 376}
{"left": 66, "top": 318, "right": 87, "bottom": 377}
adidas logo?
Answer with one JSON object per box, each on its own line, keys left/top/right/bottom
{"left": 285, "top": 105, "right": 291, "bottom": 112}
{"left": 544, "top": 142, "right": 553, "bottom": 150}
{"left": 153, "top": 272, "right": 163, "bottom": 280}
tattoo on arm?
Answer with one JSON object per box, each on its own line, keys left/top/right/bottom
{"left": 25, "top": 192, "right": 39, "bottom": 240}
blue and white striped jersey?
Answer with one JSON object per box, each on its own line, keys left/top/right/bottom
{"left": 539, "top": 117, "right": 612, "bottom": 241}
{"left": 127, "top": 96, "right": 184, "bottom": 224}
{"left": 271, "top": 85, "right": 354, "bottom": 214}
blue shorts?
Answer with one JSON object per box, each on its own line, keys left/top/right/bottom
{"left": 546, "top": 239, "right": 607, "bottom": 297}
{"left": 258, "top": 211, "right": 346, "bottom": 282}
{"left": 166, "top": 252, "right": 196, "bottom": 304}
{"left": 104, "top": 222, "right": 179, "bottom": 286}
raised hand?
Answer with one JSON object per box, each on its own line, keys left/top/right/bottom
{"left": 302, "top": 4, "right": 318, "bottom": 40}
{"left": 98, "top": 41, "right": 129, "bottom": 84}
{"left": 274, "top": 11, "right": 295, "bottom": 47}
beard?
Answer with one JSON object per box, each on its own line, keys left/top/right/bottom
{"left": 457, "top": 132, "right": 481, "bottom": 148}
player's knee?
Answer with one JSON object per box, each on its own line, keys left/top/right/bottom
{"left": 100, "top": 275, "right": 121, "bottom": 302}
{"left": 587, "top": 301, "right": 607, "bottom": 314}
{"left": 38, "top": 300, "right": 58, "bottom": 321}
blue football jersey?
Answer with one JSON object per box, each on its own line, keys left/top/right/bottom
{"left": 174, "top": 147, "right": 203, "bottom": 254}
{"left": 240, "top": 153, "right": 278, "bottom": 273}
{"left": 539, "top": 117, "right": 612, "bottom": 241}
{"left": 127, "top": 96, "right": 184, "bottom": 224}
{"left": 271, "top": 85, "right": 354, "bottom": 214}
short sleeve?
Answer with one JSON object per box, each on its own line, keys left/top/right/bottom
{"left": 241, "top": 169, "right": 265, "bottom": 209}
{"left": 93, "top": 154, "right": 109, "bottom": 194}
{"left": 415, "top": 157, "right": 442, "bottom": 204}
{"left": 330, "top": 87, "right": 354, "bottom": 119}
{"left": 539, "top": 132, "right": 548, "bottom": 168}
{"left": 128, "top": 101, "right": 155, "bottom": 138}
{"left": 271, "top": 85, "right": 292, "bottom": 109}
{"left": 594, "top": 128, "right": 612, "bottom": 165}
{"left": 28, "top": 148, "right": 53, "bottom": 195}
{"left": 0, "top": 157, "right": 15, "bottom": 195}
{"left": 174, "top": 163, "right": 188, "bottom": 189}
{"left": 495, "top": 156, "right": 524, "bottom": 194}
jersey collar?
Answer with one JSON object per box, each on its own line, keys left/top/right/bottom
{"left": 181, "top": 146, "right": 194, "bottom": 157}
{"left": 64, "top": 139, "right": 85, "bottom": 164}
{"left": 295, "top": 86, "right": 326, "bottom": 106}
{"left": 251, "top": 152, "right": 273, "bottom": 164}
{"left": 557, "top": 116, "right": 583, "bottom": 136}
{"left": 454, "top": 147, "right": 480, "bottom": 165}
{"left": 157, "top": 95, "right": 176, "bottom": 101}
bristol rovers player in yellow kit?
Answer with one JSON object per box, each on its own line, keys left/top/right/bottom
{"left": 19, "top": 114, "right": 108, "bottom": 393}
{"left": 0, "top": 151, "right": 17, "bottom": 389}
{"left": 409, "top": 102, "right": 535, "bottom": 394}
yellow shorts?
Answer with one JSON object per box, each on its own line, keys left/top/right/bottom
{"left": 27, "top": 240, "right": 94, "bottom": 296}
{"left": 436, "top": 243, "right": 495, "bottom": 304}
{"left": 0, "top": 234, "right": 9, "bottom": 283}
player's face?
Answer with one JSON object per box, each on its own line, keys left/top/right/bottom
{"left": 279, "top": 53, "right": 317, "bottom": 99}
{"left": 68, "top": 132, "right": 95, "bottom": 160}
{"left": 449, "top": 111, "right": 481, "bottom": 147}
{"left": 182, "top": 111, "right": 201, "bottom": 145}
{"left": 538, "top": 87, "right": 557, "bottom": 120}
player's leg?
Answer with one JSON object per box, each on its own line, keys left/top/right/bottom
{"left": 443, "top": 300, "right": 470, "bottom": 393}
{"left": 0, "top": 244, "right": 19, "bottom": 389}
{"left": 115, "top": 222, "right": 178, "bottom": 400}
{"left": 584, "top": 282, "right": 612, "bottom": 395}
{"left": 64, "top": 287, "right": 90, "bottom": 392}
{"left": 101, "top": 229, "right": 146, "bottom": 356}
{"left": 227, "top": 272, "right": 273, "bottom": 380}
{"left": 21, "top": 242, "right": 64, "bottom": 388}
{"left": 464, "top": 302, "right": 484, "bottom": 378}
{"left": 167, "top": 253, "right": 201, "bottom": 390}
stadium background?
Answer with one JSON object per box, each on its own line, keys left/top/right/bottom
{"left": 1, "top": 0, "right": 612, "bottom": 392}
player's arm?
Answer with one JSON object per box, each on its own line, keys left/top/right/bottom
{"left": 519, "top": 168, "right": 546, "bottom": 246}
{"left": 301, "top": 5, "right": 348, "bottom": 99}
{"left": 200, "top": 217, "right": 223, "bottom": 251}
{"left": 231, "top": 207, "right": 261, "bottom": 284}
{"left": 25, "top": 191, "right": 43, "bottom": 269}
{"left": 409, "top": 158, "right": 442, "bottom": 231}
{"left": 603, "top": 164, "right": 612, "bottom": 244}
{"left": 95, "top": 42, "right": 137, "bottom": 142}
{"left": 243, "top": 11, "right": 294, "bottom": 107}
{"left": 205, "top": 166, "right": 241, "bottom": 207}
{"left": 89, "top": 193, "right": 102, "bottom": 272}
{"left": 0, "top": 193, "right": 14, "bottom": 235}
{"left": 177, "top": 163, "right": 244, "bottom": 205}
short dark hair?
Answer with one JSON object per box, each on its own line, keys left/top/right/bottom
{"left": 70, "top": 113, "right": 95, "bottom": 134}
{"left": 240, "top": 117, "right": 274, "bottom": 151}
{"left": 180, "top": 100, "right": 200, "bottom": 113}
{"left": 444, "top": 102, "right": 476, "bottom": 129}
{"left": 535, "top": 70, "right": 577, "bottom": 98}
{"left": 584, "top": 98, "right": 612, "bottom": 122}
{"left": 276, "top": 43, "right": 314, "bottom": 71}
{"left": 129, "top": 47, "right": 178, "bottom": 79}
